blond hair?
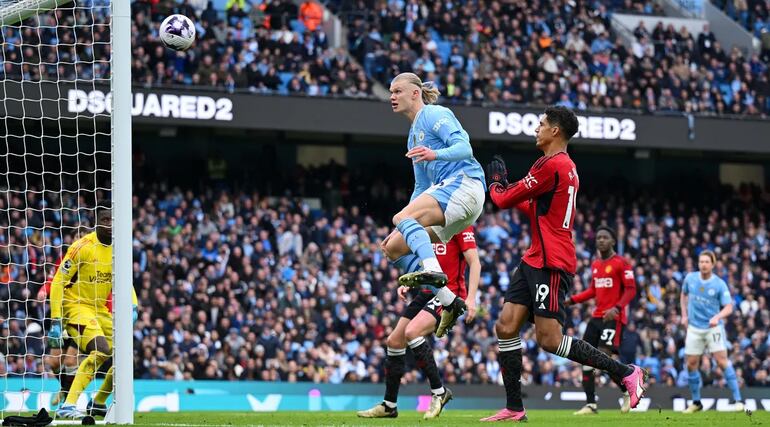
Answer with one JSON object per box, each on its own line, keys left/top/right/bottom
{"left": 699, "top": 250, "right": 716, "bottom": 264}
{"left": 393, "top": 72, "right": 440, "bottom": 104}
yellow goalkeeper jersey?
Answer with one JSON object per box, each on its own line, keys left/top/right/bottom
{"left": 50, "top": 231, "right": 136, "bottom": 319}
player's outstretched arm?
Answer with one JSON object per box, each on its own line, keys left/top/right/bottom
{"left": 487, "top": 155, "right": 553, "bottom": 209}
{"left": 568, "top": 283, "right": 596, "bottom": 306}
{"left": 616, "top": 262, "right": 638, "bottom": 310}
{"left": 463, "top": 248, "right": 481, "bottom": 323}
{"left": 49, "top": 245, "right": 82, "bottom": 320}
{"left": 710, "top": 302, "right": 733, "bottom": 327}
{"left": 433, "top": 132, "right": 472, "bottom": 162}
{"left": 712, "top": 280, "right": 734, "bottom": 326}
{"left": 680, "top": 289, "right": 689, "bottom": 327}
{"left": 406, "top": 145, "right": 436, "bottom": 163}
{"left": 431, "top": 109, "right": 474, "bottom": 162}
{"left": 48, "top": 243, "right": 82, "bottom": 346}
{"left": 486, "top": 155, "right": 509, "bottom": 189}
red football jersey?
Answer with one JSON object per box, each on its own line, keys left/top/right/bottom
{"left": 432, "top": 226, "right": 477, "bottom": 299}
{"left": 571, "top": 254, "right": 637, "bottom": 324}
{"left": 490, "top": 152, "right": 579, "bottom": 274}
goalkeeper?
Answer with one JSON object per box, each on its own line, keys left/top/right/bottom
{"left": 48, "top": 207, "right": 138, "bottom": 419}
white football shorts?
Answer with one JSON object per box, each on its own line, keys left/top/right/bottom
{"left": 684, "top": 325, "right": 727, "bottom": 355}
{"left": 424, "top": 172, "right": 485, "bottom": 243}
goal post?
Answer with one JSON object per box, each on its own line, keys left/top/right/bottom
{"left": 0, "top": 0, "right": 133, "bottom": 423}
{"left": 111, "top": 0, "right": 134, "bottom": 422}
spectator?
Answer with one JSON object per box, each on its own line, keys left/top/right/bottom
{"left": 299, "top": 0, "right": 324, "bottom": 32}
{"left": 201, "top": 1, "right": 219, "bottom": 27}
{"left": 697, "top": 23, "right": 716, "bottom": 56}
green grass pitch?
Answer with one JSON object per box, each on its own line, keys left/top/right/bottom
{"left": 132, "top": 410, "right": 768, "bottom": 426}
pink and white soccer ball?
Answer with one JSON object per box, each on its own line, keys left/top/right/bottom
{"left": 159, "top": 14, "right": 196, "bottom": 51}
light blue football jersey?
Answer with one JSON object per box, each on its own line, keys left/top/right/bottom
{"left": 408, "top": 105, "right": 485, "bottom": 201}
{"left": 682, "top": 271, "right": 732, "bottom": 329}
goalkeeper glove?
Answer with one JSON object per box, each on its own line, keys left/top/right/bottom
{"left": 486, "top": 155, "right": 509, "bottom": 188}
{"left": 48, "top": 319, "right": 62, "bottom": 349}
{"left": 132, "top": 305, "right": 138, "bottom": 324}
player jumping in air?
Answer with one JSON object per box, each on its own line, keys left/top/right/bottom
{"left": 358, "top": 226, "right": 480, "bottom": 419}
{"left": 380, "top": 72, "right": 485, "bottom": 338}
{"left": 48, "top": 207, "right": 138, "bottom": 419}
{"left": 480, "top": 106, "right": 649, "bottom": 422}
{"left": 680, "top": 250, "right": 744, "bottom": 413}
{"left": 565, "top": 226, "right": 637, "bottom": 415}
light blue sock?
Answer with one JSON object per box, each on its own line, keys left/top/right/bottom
{"left": 724, "top": 361, "right": 742, "bottom": 401}
{"left": 393, "top": 254, "right": 442, "bottom": 294}
{"left": 688, "top": 370, "right": 702, "bottom": 402}
{"left": 396, "top": 218, "right": 436, "bottom": 265}
{"left": 394, "top": 254, "right": 421, "bottom": 273}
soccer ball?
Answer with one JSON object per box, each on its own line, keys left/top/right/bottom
{"left": 159, "top": 14, "right": 196, "bottom": 51}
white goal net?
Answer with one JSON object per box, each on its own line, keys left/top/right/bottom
{"left": 0, "top": 0, "right": 132, "bottom": 422}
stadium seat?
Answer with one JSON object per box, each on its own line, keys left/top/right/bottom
{"left": 279, "top": 72, "right": 294, "bottom": 88}
{"left": 290, "top": 19, "right": 306, "bottom": 34}
{"left": 436, "top": 41, "right": 452, "bottom": 64}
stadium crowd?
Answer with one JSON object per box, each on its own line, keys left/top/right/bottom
{"left": 3, "top": 0, "right": 770, "bottom": 114}
{"left": 0, "top": 0, "right": 112, "bottom": 82}
{"left": 129, "top": 0, "right": 374, "bottom": 97}
{"left": 0, "top": 0, "right": 372, "bottom": 98}
{"left": 713, "top": 0, "right": 770, "bottom": 65}
{"left": 711, "top": 0, "right": 770, "bottom": 41}
{"left": 1, "top": 162, "right": 768, "bottom": 392}
{"left": 340, "top": 0, "right": 770, "bottom": 115}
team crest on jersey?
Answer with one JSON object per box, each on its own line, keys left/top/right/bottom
{"left": 418, "top": 130, "right": 425, "bottom": 142}
{"left": 708, "top": 289, "right": 716, "bottom": 296}
{"left": 604, "top": 265, "right": 613, "bottom": 274}
{"left": 61, "top": 259, "right": 72, "bottom": 274}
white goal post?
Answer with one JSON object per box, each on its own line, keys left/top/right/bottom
{"left": 112, "top": 0, "right": 134, "bottom": 423}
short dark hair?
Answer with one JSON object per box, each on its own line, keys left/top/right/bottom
{"left": 596, "top": 225, "right": 617, "bottom": 242}
{"left": 96, "top": 202, "right": 112, "bottom": 219}
{"left": 544, "top": 105, "right": 579, "bottom": 141}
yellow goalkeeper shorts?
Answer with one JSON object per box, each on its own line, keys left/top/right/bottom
{"left": 64, "top": 307, "right": 113, "bottom": 352}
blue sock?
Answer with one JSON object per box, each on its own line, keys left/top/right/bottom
{"left": 724, "top": 361, "right": 742, "bottom": 401}
{"left": 688, "top": 370, "right": 702, "bottom": 402}
{"left": 394, "top": 254, "right": 421, "bottom": 273}
{"left": 393, "top": 254, "right": 441, "bottom": 293}
{"left": 396, "top": 218, "right": 436, "bottom": 266}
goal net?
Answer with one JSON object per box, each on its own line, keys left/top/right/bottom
{"left": 0, "top": 0, "right": 133, "bottom": 423}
